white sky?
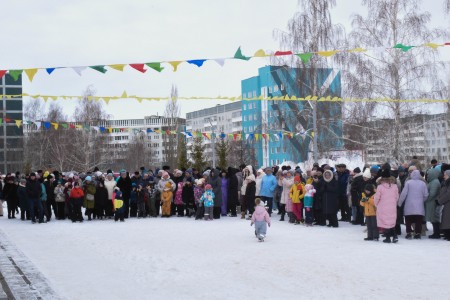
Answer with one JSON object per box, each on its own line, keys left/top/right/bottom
{"left": 1, "top": 0, "right": 448, "bottom": 121}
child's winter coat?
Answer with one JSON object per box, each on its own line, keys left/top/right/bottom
{"left": 304, "top": 184, "right": 316, "bottom": 208}
{"left": 251, "top": 204, "right": 271, "bottom": 225}
{"left": 289, "top": 183, "right": 305, "bottom": 203}
{"left": 161, "top": 182, "right": 173, "bottom": 216}
{"left": 200, "top": 190, "right": 215, "bottom": 207}
{"left": 54, "top": 186, "right": 65, "bottom": 203}
{"left": 174, "top": 182, "right": 184, "bottom": 205}
{"left": 360, "top": 193, "right": 376, "bottom": 217}
{"left": 194, "top": 185, "right": 205, "bottom": 205}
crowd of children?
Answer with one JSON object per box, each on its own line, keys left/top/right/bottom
{"left": 1, "top": 158, "right": 450, "bottom": 243}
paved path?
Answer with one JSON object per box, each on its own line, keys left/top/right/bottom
{"left": 0, "top": 229, "right": 62, "bottom": 300}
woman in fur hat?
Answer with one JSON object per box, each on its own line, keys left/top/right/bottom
{"left": 321, "top": 170, "right": 339, "bottom": 227}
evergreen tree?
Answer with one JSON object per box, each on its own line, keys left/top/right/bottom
{"left": 190, "top": 137, "right": 207, "bottom": 171}
{"left": 215, "top": 139, "right": 229, "bottom": 171}
{"left": 177, "top": 136, "right": 190, "bottom": 170}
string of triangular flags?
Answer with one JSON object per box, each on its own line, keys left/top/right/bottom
{"left": 1, "top": 92, "right": 449, "bottom": 103}
{"left": 1, "top": 43, "right": 449, "bottom": 82}
{"left": 2, "top": 118, "right": 314, "bottom": 141}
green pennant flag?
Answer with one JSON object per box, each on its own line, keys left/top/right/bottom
{"left": 61, "top": 123, "right": 69, "bottom": 129}
{"left": 89, "top": 65, "right": 108, "bottom": 73}
{"left": 234, "top": 47, "right": 251, "bottom": 61}
{"left": 84, "top": 124, "right": 90, "bottom": 130}
{"left": 8, "top": 70, "right": 23, "bottom": 81}
{"left": 393, "top": 43, "right": 414, "bottom": 52}
{"left": 146, "top": 62, "right": 164, "bottom": 72}
{"left": 296, "top": 53, "right": 313, "bottom": 63}
{"left": 0, "top": 118, "right": 3, "bottom": 126}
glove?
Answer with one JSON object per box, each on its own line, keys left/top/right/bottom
{"left": 268, "top": 223, "right": 271, "bottom": 227}
{"left": 250, "top": 222, "right": 254, "bottom": 226}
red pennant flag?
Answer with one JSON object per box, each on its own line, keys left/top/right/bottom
{"left": 0, "top": 70, "right": 7, "bottom": 79}
{"left": 202, "top": 133, "right": 209, "bottom": 139}
{"left": 120, "top": 128, "right": 125, "bottom": 132}
{"left": 275, "top": 51, "right": 293, "bottom": 56}
{"left": 233, "top": 133, "right": 238, "bottom": 140}
{"left": 4, "top": 118, "right": 11, "bottom": 122}
{"left": 262, "top": 133, "right": 266, "bottom": 139}
{"left": 445, "top": 42, "right": 450, "bottom": 45}
{"left": 69, "top": 124, "right": 75, "bottom": 129}
{"left": 165, "top": 130, "right": 170, "bottom": 135}
{"left": 129, "top": 64, "right": 147, "bottom": 73}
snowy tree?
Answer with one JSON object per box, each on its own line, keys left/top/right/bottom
{"left": 215, "top": 139, "right": 229, "bottom": 171}
{"left": 177, "top": 135, "right": 190, "bottom": 170}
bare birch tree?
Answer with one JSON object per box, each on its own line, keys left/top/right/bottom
{"left": 163, "top": 85, "right": 181, "bottom": 168}
{"left": 343, "top": 0, "right": 449, "bottom": 163}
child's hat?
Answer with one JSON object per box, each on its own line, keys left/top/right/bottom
{"left": 205, "top": 184, "right": 212, "bottom": 189}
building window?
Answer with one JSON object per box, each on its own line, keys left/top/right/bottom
{"left": 254, "top": 114, "right": 257, "bottom": 120}
{"left": 280, "top": 84, "right": 284, "bottom": 91}
{"left": 243, "top": 104, "right": 247, "bottom": 111}
{"left": 244, "top": 115, "right": 247, "bottom": 121}
{"left": 248, "top": 92, "right": 252, "bottom": 98}
{"left": 274, "top": 85, "right": 279, "bottom": 92}
{"left": 249, "top": 115, "right": 253, "bottom": 121}
{"left": 253, "top": 91, "right": 256, "bottom": 97}
{"left": 269, "top": 86, "right": 272, "bottom": 93}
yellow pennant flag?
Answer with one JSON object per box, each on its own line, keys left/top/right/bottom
{"left": 24, "top": 69, "right": 38, "bottom": 82}
{"left": 103, "top": 97, "right": 111, "bottom": 105}
{"left": 254, "top": 49, "right": 267, "bottom": 57}
{"left": 423, "top": 43, "right": 442, "bottom": 49}
{"left": 170, "top": 130, "right": 177, "bottom": 134}
{"left": 348, "top": 47, "right": 367, "bottom": 53}
{"left": 121, "top": 91, "right": 128, "bottom": 98}
{"left": 15, "top": 120, "right": 22, "bottom": 128}
{"left": 109, "top": 64, "right": 126, "bottom": 71}
{"left": 168, "top": 61, "right": 183, "bottom": 72}
{"left": 317, "top": 50, "right": 338, "bottom": 57}
{"left": 255, "top": 134, "right": 260, "bottom": 141}
{"left": 51, "top": 122, "right": 59, "bottom": 130}
{"left": 76, "top": 125, "right": 82, "bottom": 129}
{"left": 108, "top": 127, "right": 113, "bottom": 133}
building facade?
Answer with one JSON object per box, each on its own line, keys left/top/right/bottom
{"left": 241, "top": 66, "right": 342, "bottom": 167}
{"left": 364, "top": 113, "right": 449, "bottom": 165}
{"left": 185, "top": 102, "right": 242, "bottom": 161}
{"left": 0, "top": 74, "right": 24, "bottom": 173}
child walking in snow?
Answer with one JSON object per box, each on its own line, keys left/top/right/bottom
{"left": 200, "top": 184, "right": 215, "bottom": 220}
{"left": 289, "top": 175, "right": 305, "bottom": 224}
{"left": 113, "top": 189, "right": 125, "bottom": 222}
{"left": 304, "top": 184, "right": 316, "bottom": 226}
{"left": 360, "top": 184, "right": 379, "bottom": 241}
{"left": 251, "top": 198, "right": 271, "bottom": 241}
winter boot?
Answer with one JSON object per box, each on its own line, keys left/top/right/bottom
{"left": 405, "top": 233, "right": 413, "bottom": 240}
{"left": 414, "top": 233, "right": 421, "bottom": 239}
{"left": 280, "top": 214, "right": 285, "bottom": 221}
{"left": 383, "top": 229, "right": 392, "bottom": 243}
{"left": 421, "top": 224, "right": 427, "bottom": 236}
{"left": 241, "top": 212, "right": 245, "bottom": 219}
{"left": 429, "top": 223, "right": 441, "bottom": 239}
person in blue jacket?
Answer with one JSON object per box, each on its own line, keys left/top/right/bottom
{"left": 259, "top": 167, "right": 278, "bottom": 216}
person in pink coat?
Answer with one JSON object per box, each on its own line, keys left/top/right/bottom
{"left": 374, "top": 169, "right": 399, "bottom": 243}
{"left": 251, "top": 198, "right": 271, "bottom": 242}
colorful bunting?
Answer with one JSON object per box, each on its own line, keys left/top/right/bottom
{"left": 234, "top": 47, "right": 251, "bottom": 61}
{"left": 24, "top": 68, "right": 38, "bottom": 82}
{"left": 46, "top": 68, "right": 56, "bottom": 74}
{"left": 90, "top": 65, "right": 107, "bottom": 73}
{"left": 0, "top": 70, "right": 8, "bottom": 79}
{"left": 146, "top": 62, "right": 164, "bottom": 72}
{"left": 129, "top": 64, "right": 147, "bottom": 73}
{"left": 8, "top": 70, "right": 23, "bottom": 81}
{"left": 168, "top": 61, "right": 183, "bottom": 72}
{"left": 296, "top": 53, "right": 313, "bottom": 64}
{"left": 15, "top": 120, "right": 22, "bottom": 128}
{"left": 109, "top": 64, "right": 126, "bottom": 71}
{"left": 187, "top": 59, "right": 207, "bottom": 67}
{"left": 393, "top": 43, "right": 414, "bottom": 52}
{"left": 254, "top": 49, "right": 267, "bottom": 57}
{"left": 274, "top": 51, "right": 293, "bottom": 56}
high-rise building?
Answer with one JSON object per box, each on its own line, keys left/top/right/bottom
{"left": 241, "top": 66, "right": 342, "bottom": 167}
{"left": 0, "top": 74, "right": 24, "bottom": 173}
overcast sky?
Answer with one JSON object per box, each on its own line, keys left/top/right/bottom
{"left": 1, "top": 0, "right": 448, "bottom": 121}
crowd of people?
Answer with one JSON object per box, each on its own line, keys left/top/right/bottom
{"left": 0, "top": 157, "right": 449, "bottom": 243}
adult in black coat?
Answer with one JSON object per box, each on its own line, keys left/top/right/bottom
{"left": 227, "top": 167, "right": 239, "bottom": 217}
{"left": 350, "top": 168, "right": 365, "bottom": 225}
{"left": 16, "top": 179, "right": 29, "bottom": 220}
{"left": 117, "top": 172, "right": 132, "bottom": 218}
{"left": 208, "top": 168, "right": 222, "bottom": 219}
{"left": 312, "top": 170, "right": 325, "bottom": 225}
{"left": 321, "top": 170, "right": 339, "bottom": 227}
{"left": 3, "top": 176, "right": 18, "bottom": 219}
{"left": 94, "top": 180, "right": 108, "bottom": 219}
{"left": 26, "top": 173, "right": 44, "bottom": 223}
{"left": 44, "top": 176, "right": 57, "bottom": 221}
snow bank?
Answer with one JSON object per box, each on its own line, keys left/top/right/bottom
{"left": 0, "top": 215, "right": 449, "bottom": 300}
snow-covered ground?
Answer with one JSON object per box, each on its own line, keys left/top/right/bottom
{"left": 0, "top": 214, "right": 449, "bottom": 300}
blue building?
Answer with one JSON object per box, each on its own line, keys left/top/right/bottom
{"left": 241, "top": 66, "right": 342, "bottom": 167}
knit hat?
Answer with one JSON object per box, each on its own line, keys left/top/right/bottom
{"left": 20, "top": 178, "right": 27, "bottom": 184}
{"left": 85, "top": 176, "right": 92, "bottom": 181}
{"left": 363, "top": 169, "right": 371, "bottom": 179}
{"left": 30, "top": 172, "right": 36, "bottom": 177}
{"left": 398, "top": 165, "right": 405, "bottom": 173}
{"left": 444, "top": 170, "right": 450, "bottom": 178}
{"left": 370, "top": 165, "right": 380, "bottom": 174}
{"left": 381, "top": 168, "right": 391, "bottom": 178}
{"left": 353, "top": 167, "right": 361, "bottom": 174}
{"left": 162, "top": 171, "right": 169, "bottom": 178}
{"left": 205, "top": 184, "right": 212, "bottom": 190}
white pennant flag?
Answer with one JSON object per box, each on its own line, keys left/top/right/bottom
{"left": 72, "top": 66, "right": 87, "bottom": 76}
{"left": 92, "top": 126, "right": 100, "bottom": 132}
{"left": 214, "top": 58, "right": 226, "bottom": 67}
{"left": 34, "top": 121, "right": 42, "bottom": 130}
